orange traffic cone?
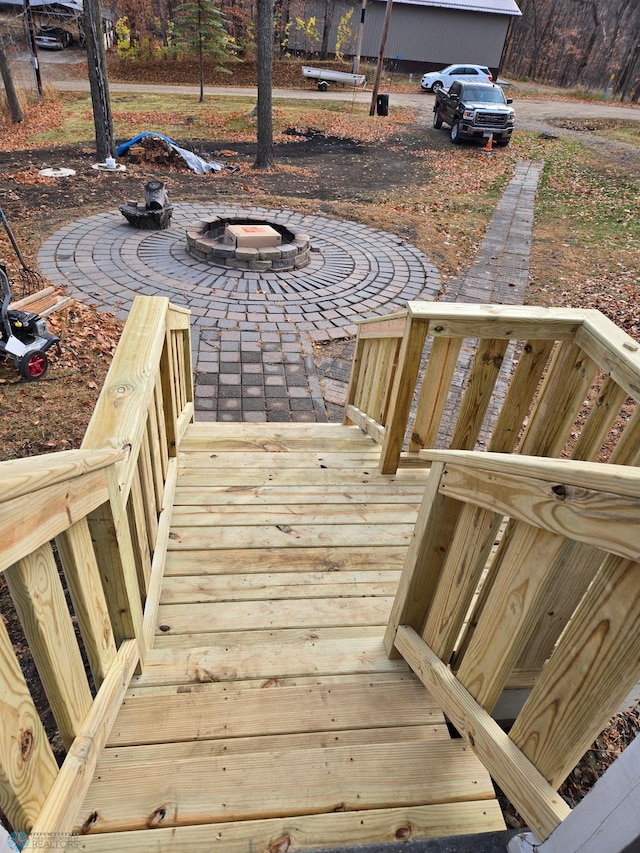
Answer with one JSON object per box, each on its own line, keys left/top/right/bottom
{"left": 482, "top": 133, "right": 494, "bottom": 153}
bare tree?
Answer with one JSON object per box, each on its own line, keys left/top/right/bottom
{"left": 253, "top": 0, "right": 274, "bottom": 170}
{"left": 84, "top": 0, "right": 116, "bottom": 159}
{"left": 0, "top": 33, "right": 23, "bottom": 123}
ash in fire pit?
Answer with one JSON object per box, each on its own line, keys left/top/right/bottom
{"left": 186, "top": 215, "right": 311, "bottom": 271}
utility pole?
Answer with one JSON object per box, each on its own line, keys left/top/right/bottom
{"left": 352, "top": 0, "right": 367, "bottom": 75}
{"left": 23, "top": 0, "right": 43, "bottom": 99}
{"left": 369, "top": 0, "right": 393, "bottom": 116}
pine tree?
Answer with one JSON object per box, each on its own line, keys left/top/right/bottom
{"left": 173, "top": 0, "right": 236, "bottom": 102}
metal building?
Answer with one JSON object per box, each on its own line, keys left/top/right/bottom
{"left": 287, "top": 0, "right": 522, "bottom": 74}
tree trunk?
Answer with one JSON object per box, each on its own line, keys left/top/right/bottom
{"left": 84, "top": 0, "right": 115, "bottom": 160}
{"left": 253, "top": 0, "right": 275, "bottom": 170}
{"left": 198, "top": 8, "right": 204, "bottom": 103}
{"left": 0, "top": 35, "right": 23, "bottom": 123}
{"left": 320, "top": 0, "right": 334, "bottom": 60}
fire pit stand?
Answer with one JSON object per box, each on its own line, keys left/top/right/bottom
{"left": 120, "top": 181, "right": 174, "bottom": 230}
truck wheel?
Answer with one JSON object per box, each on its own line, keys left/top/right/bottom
{"left": 432, "top": 109, "right": 443, "bottom": 129}
{"left": 496, "top": 137, "right": 511, "bottom": 147}
{"left": 450, "top": 121, "right": 462, "bottom": 144}
{"left": 431, "top": 81, "right": 443, "bottom": 93}
{"left": 318, "top": 81, "right": 328, "bottom": 92}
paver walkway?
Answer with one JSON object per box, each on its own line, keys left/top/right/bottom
{"left": 38, "top": 161, "right": 543, "bottom": 423}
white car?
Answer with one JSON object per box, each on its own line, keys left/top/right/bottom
{"left": 420, "top": 64, "right": 492, "bottom": 92}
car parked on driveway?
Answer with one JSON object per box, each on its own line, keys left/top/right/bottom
{"left": 35, "top": 26, "right": 72, "bottom": 50}
{"left": 420, "top": 64, "right": 492, "bottom": 92}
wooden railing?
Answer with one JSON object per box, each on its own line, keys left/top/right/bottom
{"left": 385, "top": 450, "right": 640, "bottom": 842}
{"left": 344, "top": 303, "right": 640, "bottom": 474}
{"left": 0, "top": 296, "right": 192, "bottom": 835}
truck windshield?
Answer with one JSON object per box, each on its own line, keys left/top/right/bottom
{"left": 465, "top": 88, "right": 506, "bottom": 103}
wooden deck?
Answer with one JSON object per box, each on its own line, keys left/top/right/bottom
{"left": 74, "top": 423, "right": 505, "bottom": 851}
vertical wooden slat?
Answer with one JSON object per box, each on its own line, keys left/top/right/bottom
{"left": 515, "top": 541, "right": 605, "bottom": 672}
{"left": 343, "top": 333, "right": 367, "bottom": 426}
{"left": 379, "top": 315, "right": 430, "bottom": 474}
{"left": 369, "top": 339, "right": 389, "bottom": 423}
{"left": 384, "top": 461, "right": 461, "bottom": 656}
{"left": 450, "top": 511, "right": 519, "bottom": 671}
{"left": 488, "top": 339, "right": 555, "bottom": 453}
{"left": 410, "top": 336, "right": 463, "bottom": 452}
{"left": 55, "top": 519, "right": 117, "bottom": 687}
{"left": 511, "top": 554, "right": 640, "bottom": 788}
{"left": 160, "top": 330, "right": 179, "bottom": 458}
{"left": 570, "top": 376, "right": 628, "bottom": 461}
{"left": 449, "top": 338, "right": 510, "bottom": 450}
{"left": 172, "top": 328, "right": 185, "bottom": 413}
{"left": 0, "top": 616, "right": 58, "bottom": 832}
{"left": 421, "top": 503, "right": 504, "bottom": 665}
{"left": 379, "top": 339, "right": 401, "bottom": 426}
{"left": 127, "top": 470, "right": 152, "bottom": 595}
{"left": 359, "top": 338, "right": 379, "bottom": 417}
{"left": 609, "top": 405, "right": 640, "bottom": 466}
{"left": 137, "top": 425, "right": 159, "bottom": 548}
{"left": 518, "top": 341, "right": 597, "bottom": 457}
{"left": 153, "top": 374, "right": 169, "bottom": 480}
{"left": 86, "top": 468, "right": 144, "bottom": 657}
{"left": 146, "top": 396, "right": 165, "bottom": 509}
{"left": 455, "top": 523, "right": 566, "bottom": 713}
{"left": 4, "top": 544, "right": 93, "bottom": 749}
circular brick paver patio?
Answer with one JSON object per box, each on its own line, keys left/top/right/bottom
{"left": 38, "top": 203, "right": 440, "bottom": 422}
{"left": 38, "top": 203, "right": 440, "bottom": 337}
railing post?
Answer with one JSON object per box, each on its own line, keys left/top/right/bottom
{"left": 379, "top": 312, "right": 429, "bottom": 474}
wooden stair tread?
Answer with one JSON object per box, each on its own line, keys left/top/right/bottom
{"left": 77, "top": 740, "right": 496, "bottom": 834}
{"left": 75, "top": 802, "right": 506, "bottom": 851}
{"left": 109, "top": 678, "right": 444, "bottom": 746}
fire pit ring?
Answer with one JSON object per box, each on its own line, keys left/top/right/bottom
{"left": 186, "top": 215, "right": 311, "bottom": 272}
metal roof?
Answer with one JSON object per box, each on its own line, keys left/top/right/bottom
{"left": 387, "top": 0, "right": 522, "bottom": 15}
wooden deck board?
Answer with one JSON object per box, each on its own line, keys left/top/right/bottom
{"left": 77, "top": 802, "right": 506, "bottom": 852}
{"left": 75, "top": 423, "right": 504, "bottom": 847}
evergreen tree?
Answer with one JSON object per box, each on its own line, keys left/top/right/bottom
{"left": 173, "top": 0, "right": 236, "bottom": 102}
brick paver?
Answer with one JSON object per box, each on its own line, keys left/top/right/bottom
{"left": 38, "top": 162, "right": 542, "bottom": 423}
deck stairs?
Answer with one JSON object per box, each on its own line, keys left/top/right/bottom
{"left": 74, "top": 422, "right": 505, "bottom": 849}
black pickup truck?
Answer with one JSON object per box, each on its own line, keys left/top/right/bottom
{"left": 433, "top": 80, "right": 515, "bottom": 146}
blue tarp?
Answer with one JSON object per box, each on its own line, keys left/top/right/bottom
{"left": 116, "top": 132, "right": 230, "bottom": 174}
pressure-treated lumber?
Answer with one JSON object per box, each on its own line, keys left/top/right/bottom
{"left": 82, "top": 296, "right": 172, "bottom": 501}
{"left": 77, "top": 802, "right": 505, "bottom": 852}
{"left": 108, "top": 679, "right": 442, "bottom": 746}
{"left": 384, "top": 462, "right": 462, "bottom": 657}
{"left": 0, "top": 617, "right": 58, "bottom": 832}
{"left": 0, "top": 447, "right": 122, "bottom": 504}
{"left": 510, "top": 553, "right": 640, "bottom": 788}
{"left": 0, "top": 467, "right": 109, "bottom": 573}
{"left": 379, "top": 313, "right": 430, "bottom": 473}
{"left": 5, "top": 544, "right": 93, "bottom": 749}
{"left": 76, "top": 738, "right": 495, "bottom": 834}
{"left": 395, "top": 626, "right": 570, "bottom": 842}
{"left": 56, "top": 519, "right": 117, "bottom": 687}
{"left": 29, "top": 641, "right": 139, "bottom": 835}
{"left": 410, "top": 335, "right": 462, "bottom": 451}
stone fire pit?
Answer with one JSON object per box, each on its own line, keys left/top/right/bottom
{"left": 186, "top": 215, "right": 311, "bottom": 272}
